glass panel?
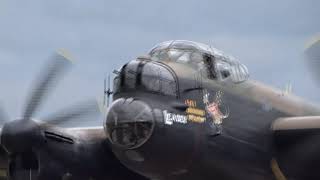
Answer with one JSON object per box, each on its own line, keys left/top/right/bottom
{"left": 149, "top": 40, "right": 249, "bottom": 83}
{"left": 151, "top": 49, "right": 205, "bottom": 71}
{"left": 141, "top": 63, "right": 176, "bottom": 96}
{"left": 113, "top": 76, "right": 120, "bottom": 93}
{"left": 229, "top": 63, "right": 249, "bottom": 83}
{"left": 213, "top": 58, "right": 249, "bottom": 82}
{"left": 216, "top": 61, "right": 231, "bottom": 79}
{"left": 124, "top": 60, "right": 139, "bottom": 89}
{"left": 159, "top": 68, "right": 177, "bottom": 96}
{"left": 141, "top": 63, "right": 161, "bottom": 92}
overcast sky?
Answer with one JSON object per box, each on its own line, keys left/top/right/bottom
{"left": 0, "top": 0, "right": 319, "bottom": 126}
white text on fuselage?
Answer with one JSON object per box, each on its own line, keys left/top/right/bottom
{"left": 163, "top": 110, "right": 187, "bottom": 125}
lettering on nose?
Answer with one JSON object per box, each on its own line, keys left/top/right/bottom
{"left": 163, "top": 110, "right": 187, "bottom": 125}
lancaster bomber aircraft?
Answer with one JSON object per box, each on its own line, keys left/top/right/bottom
{"left": 0, "top": 39, "right": 320, "bottom": 180}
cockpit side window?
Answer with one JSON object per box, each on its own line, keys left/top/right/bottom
{"left": 229, "top": 62, "right": 249, "bottom": 83}
{"left": 203, "top": 54, "right": 217, "bottom": 79}
{"left": 214, "top": 58, "right": 249, "bottom": 83}
{"left": 216, "top": 61, "right": 231, "bottom": 79}
{"left": 203, "top": 54, "right": 249, "bottom": 83}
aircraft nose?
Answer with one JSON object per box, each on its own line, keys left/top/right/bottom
{"left": 105, "top": 98, "right": 155, "bottom": 149}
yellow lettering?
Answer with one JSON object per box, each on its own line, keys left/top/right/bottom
{"left": 185, "top": 99, "right": 197, "bottom": 107}
{"left": 187, "top": 115, "right": 206, "bottom": 123}
{"left": 186, "top": 108, "right": 205, "bottom": 116}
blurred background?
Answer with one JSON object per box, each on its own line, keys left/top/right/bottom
{"left": 0, "top": 0, "right": 319, "bottom": 126}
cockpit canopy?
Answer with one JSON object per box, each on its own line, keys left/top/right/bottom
{"left": 148, "top": 40, "right": 249, "bottom": 83}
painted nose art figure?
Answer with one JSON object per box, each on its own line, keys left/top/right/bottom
{"left": 203, "top": 90, "right": 229, "bottom": 134}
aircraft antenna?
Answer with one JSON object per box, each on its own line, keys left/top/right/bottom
{"left": 104, "top": 75, "right": 113, "bottom": 107}
{"left": 103, "top": 78, "right": 106, "bottom": 106}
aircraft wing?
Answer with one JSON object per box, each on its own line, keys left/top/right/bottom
{"left": 272, "top": 116, "right": 320, "bottom": 179}
{"left": 40, "top": 125, "right": 148, "bottom": 180}
{"left": 0, "top": 125, "right": 148, "bottom": 180}
{"left": 272, "top": 116, "right": 320, "bottom": 131}
{"left": 0, "top": 147, "right": 8, "bottom": 179}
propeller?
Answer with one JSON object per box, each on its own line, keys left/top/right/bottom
{"left": 0, "top": 50, "right": 98, "bottom": 178}
{"left": 0, "top": 106, "right": 9, "bottom": 129}
{"left": 304, "top": 35, "right": 320, "bottom": 86}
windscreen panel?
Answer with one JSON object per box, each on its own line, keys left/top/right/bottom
{"left": 141, "top": 63, "right": 177, "bottom": 97}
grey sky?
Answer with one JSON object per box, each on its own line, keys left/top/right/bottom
{"left": 0, "top": 0, "right": 319, "bottom": 126}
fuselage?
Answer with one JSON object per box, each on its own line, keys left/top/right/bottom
{"left": 105, "top": 41, "right": 320, "bottom": 180}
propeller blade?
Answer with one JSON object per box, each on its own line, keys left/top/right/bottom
{"left": 97, "top": 96, "right": 107, "bottom": 117}
{"left": 23, "top": 50, "right": 73, "bottom": 120}
{"left": 42, "top": 99, "right": 99, "bottom": 125}
{"left": 304, "top": 35, "right": 320, "bottom": 86}
{"left": 0, "top": 106, "right": 9, "bottom": 125}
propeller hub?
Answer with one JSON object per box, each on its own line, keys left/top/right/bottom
{"left": 1, "top": 119, "right": 42, "bottom": 154}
